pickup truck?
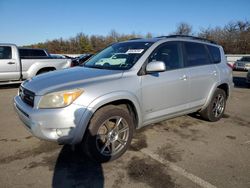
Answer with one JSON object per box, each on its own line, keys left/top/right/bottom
{"left": 0, "top": 44, "right": 72, "bottom": 85}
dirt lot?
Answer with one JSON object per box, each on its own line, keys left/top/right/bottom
{"left": 0, "top": 71, "right": 249, "bottom": 188}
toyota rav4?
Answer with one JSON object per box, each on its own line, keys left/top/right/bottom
{"left": 14, "top": 35, "right": 233, "bottom": 162}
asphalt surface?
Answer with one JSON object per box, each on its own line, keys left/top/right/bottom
{"left": 0, "top": 71, "right": 249, "bottom": 188}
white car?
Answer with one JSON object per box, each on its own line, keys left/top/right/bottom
{"left": 0, "top": 44, "right": 72, "bottom": 85}
{"left": 234, "top": 56, "right": 250, "bottom": 71}
{"left": 246, "top": 70, "right": 250, "bottom": 86}
{"left": 96, "top": 53, "right": 128, "bottom": 66}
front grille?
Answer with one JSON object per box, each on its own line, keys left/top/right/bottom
{"left": 19, "top": 86, "right": 35, "bottom": 107}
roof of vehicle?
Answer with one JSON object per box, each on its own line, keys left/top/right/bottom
{"left": 18, "top": 47, "right": 46, "bottom": 51}
{"left": 125, "top": 35, "right": 217, "bottom": 45}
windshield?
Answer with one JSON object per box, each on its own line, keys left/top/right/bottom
{"left": 83, "top": 41, "right": 153, "bottom": 70}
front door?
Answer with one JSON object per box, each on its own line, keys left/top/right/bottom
{"left": 0, "top": 46, "right": 20, "bottom": 81}
{"left": 141, "top": 42, "right": 189, "bottom": 124}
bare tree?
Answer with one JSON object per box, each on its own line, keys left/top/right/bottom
{"left": 25, "top": 20, "right": 250, "bottom": 54}
{"left": 174, "top": 22, "right": 193, "bottom": 35}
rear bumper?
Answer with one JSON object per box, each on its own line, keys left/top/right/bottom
{"left": 14, "top": 95, "right": 91, "bottom": 144}
{"left": 234, "top": 65, "right": 250, "bottom": 71}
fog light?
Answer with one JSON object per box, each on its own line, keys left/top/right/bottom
{"left": 56, "top": 129, "right": 63, "bottom": 136}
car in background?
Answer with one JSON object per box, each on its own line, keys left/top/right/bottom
{"left": 50, "top": 54, "right": 67, "bottom": 59}
{"left": 71, "top": 54, "right": 93, "bottom": 67}
{"left": 0, "top": 44, "right": 72, "bottom": 85}
{"left": 246, "top": 69, "right": 250, "bottom": 87}
{"left": 96, "top": 53, "right": 128, "bottom": 66}
{"left": 234, "top": 56, "right": 250, "bottom": 71}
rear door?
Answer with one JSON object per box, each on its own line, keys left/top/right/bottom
{"left": 141, "top": 41, "right": 189, "bottom": 123}
{"left": 183, "top": 42, "right": 219, "bottom": 108}
{"left": 0, "top": 46, "right": 20, "bottom": 81}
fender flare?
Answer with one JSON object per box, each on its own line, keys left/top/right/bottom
{"left": 200, "top": 82, "right": 230, "bottom": 111}
{"left": 88, "top": 91, "right": 142, "bottom": 127}
{"left": 72, "top": 91, "right": 142, "bottom": 144}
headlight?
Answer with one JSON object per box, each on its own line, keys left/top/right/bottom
{"left": 38, "top": 89, "right": 83, "bottom": 109}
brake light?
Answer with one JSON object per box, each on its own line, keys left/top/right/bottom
{"left": 227, "top": 63, "right": 234, "bottom": 69}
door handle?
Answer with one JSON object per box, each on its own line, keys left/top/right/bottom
{"left": 180, "top": 75, "right": 188, "bottom": 81}
{"left": 7, "top": 62, "right": 15, "bottom": 65}
{"left": 212, "top": 70, "right": 217, "bottom": 76}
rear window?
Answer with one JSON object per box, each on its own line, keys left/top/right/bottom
{"left": 184, "top": 42, "right": 210, "bottom": 67}
{"left": 241, "top": 57, "right": 250, "bottom": 62}
{"left": 19, "top": 49, "right": 47, "bottom": 58}
{"left": 0, "top": 46, "right": 12, "bottom": 59}
{"left": 207, "top": 45, "right": 221, "bottom": 63}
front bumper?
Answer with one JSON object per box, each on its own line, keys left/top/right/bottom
{"left": 14, "top": 95, "right": 90, "bottom": 144}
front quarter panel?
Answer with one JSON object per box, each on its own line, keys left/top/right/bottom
{"left": 73, "top": 73, "right": 143, "bottom": 128}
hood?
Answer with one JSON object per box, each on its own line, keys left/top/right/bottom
{"left": 22, "top": 67, "right": 123, "bottom": 95}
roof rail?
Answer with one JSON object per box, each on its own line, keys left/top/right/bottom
{"left": 129, "top": 38, "right": 142, "bottom": 40}
{"left": 156, "top": 35, "right": 217, "bottom": 44}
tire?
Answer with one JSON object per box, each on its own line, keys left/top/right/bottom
{"left": 199, "top": 88, "right": 226, "bottom": 122}
{"left": 82, "top": 105, "right": 134, "bottom": 163}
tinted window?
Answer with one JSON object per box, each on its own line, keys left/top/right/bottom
{"left": 19, "top": 49, "right": 47, "bottom": 58}
{"left": 241, "top": 57, "right": 250, "bottom": 62}
{"left": 30, "top": 49, "right": 47, "bottom": 56}
{"left": 113, "top": 54, "right": 128, "bottom": 59}
{"left": 184, "top": 42, "right": 210, "bottom": 67}
{"left": 149, "top": 42, "right": 182, "bottom": 70}
{"left": 84, "top": 42, "right": 153, "bottom": 70}
{"left": 207, "top": 45, "right": 221, "bottom": 63}
{"left": 0, "top": 46, "right": 12, "bottom": 59}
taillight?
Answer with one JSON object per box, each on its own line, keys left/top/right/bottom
{"left": 227, "top": 63, "right": 234, "bottom": 69}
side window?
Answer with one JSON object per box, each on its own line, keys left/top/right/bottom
{"left": 149, "top": 42, "right": 182, "bottom": 70}
{"left": 207, "top": 45, "right": 221, "bottom": 63}
{"left": 19, "top": 49, "right": 30, "bottom": 58}
{"left": 0, "top": 46, "right": 12, "bottom": 59}
{"left": 241, "top": 57, "right": 250, "bottom": 62}
{"left": 30, "top": 50, "right": 47, "bottom": 57}
{"left": 184, "top": 42, "right": 210, "bottom": 67}
{"left": 19, "top": 49, "right": 47, "bottom": 58}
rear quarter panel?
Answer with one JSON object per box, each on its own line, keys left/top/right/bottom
{"left": 21, "top": 59, "right": 71, "bottom": 79}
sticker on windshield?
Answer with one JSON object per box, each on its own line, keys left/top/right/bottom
{"left": 126, "top": 49, "right": 144, "bottom": 54}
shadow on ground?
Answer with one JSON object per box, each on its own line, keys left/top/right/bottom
{"left": 52, "top": 145, "right": 104, "bottom": 188}
{"left": 0, "top": 83, "right": 20, "bottom": 90}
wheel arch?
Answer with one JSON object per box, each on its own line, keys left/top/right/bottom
{"left": 201, "top": 82, "right": 230, "bottom": 111}
{"left": 36, "top": 67, "right": 56, "bottom": 75}
{"left": 88, "top": 93, "right": 142, "bottom": 129}
{"left": 217, "top": 83, "right": 229, "bottom": 99}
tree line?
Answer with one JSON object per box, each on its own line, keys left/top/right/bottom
{"left": 25, "top": 20, "right": 250, "bottom": 54}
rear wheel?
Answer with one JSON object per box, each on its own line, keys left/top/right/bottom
{"left": 82, "top": 105, "right": 134, "bottom": 162}
{"left": 199, "top": 88, "right": 226, "bottom": 122}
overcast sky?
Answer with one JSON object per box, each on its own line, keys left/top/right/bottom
{"left": 0, "top": 0, "right": 249, "bottom": 45}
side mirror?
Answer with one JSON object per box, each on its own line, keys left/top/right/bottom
{"left": 146, "top": 61, "right": 166, "bottom": 73}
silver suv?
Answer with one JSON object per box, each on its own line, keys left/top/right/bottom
{"left": 14, "top": 35, "right": 233, "bottom": 162}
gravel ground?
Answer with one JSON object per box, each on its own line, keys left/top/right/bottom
{"left": 0, "top": 71, "right": 249, "bottom": 188}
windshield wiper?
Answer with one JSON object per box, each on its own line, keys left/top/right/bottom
{"left": 84, "top": 65, "right": 106, "bottom": 69}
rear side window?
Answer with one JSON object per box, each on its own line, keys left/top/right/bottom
{"left": 149, "top": 42, "right": 183, "bottom": 70}
{"left": 0, "top": 46, "right": 12, "bottom": 59}
{"left": 207, "top": 45, "right": 221, "bottom": 63}
{"left": 241, "top": 57, "right": 250, "bottom": 62}
{"left": 184, "top": 42, "right": 210, "bottom": 67}
{"left": 19, "top": 49, "right": 47, "bottom": 58}
{"left": 30, "top": 49, "right": 47, "bottom": 56}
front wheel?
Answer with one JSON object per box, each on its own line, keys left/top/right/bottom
{"left": 199, "top": 88, "right": 226, "bottom": 122}
{"left": 82, "top": 105, "right": 134, "bottom": 162}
